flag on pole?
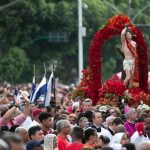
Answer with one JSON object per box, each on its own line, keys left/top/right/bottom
{"left": 14, "top": 87, "right": 18, "bottom": 97}
{"left": 31, "top": 76, "right": 47, "bottom": 103}
{"left": 30, "top": 76, "right": 36, "bottom": 102}
{"left": 13, "top": 87, "right": 21, "bottom": 104}
{"left": 44, "top": 70, "right": 54, "bottom": 107}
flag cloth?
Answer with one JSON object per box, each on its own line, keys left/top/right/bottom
{"left": 31, "top": 76, "right": 47, "bottom": 103}
{"left": 13, "top": 87, "right": 20, "bottom": 104}
{"left": 44, "top": 71, "right": 54, "bottom": 107}
{"left": 14, "top": 87, "right": 18, "bottom": 97}
{"left": 30, "top": 76, "right": 36, "bottom": 102}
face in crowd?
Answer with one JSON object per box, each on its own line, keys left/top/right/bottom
{"left": 93, "top": 112, "right": 103, "bottom": 126}
{"left": 83, "top": 99, "right": 92, "bottom": 112}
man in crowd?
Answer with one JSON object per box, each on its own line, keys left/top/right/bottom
{"left": 84, "top": 128, "right": 98, "bottom": 147}
{"left": 106, "top": 117, "right": 124, "bottom": 136}
{"left": 83, "top": 98, "right": 93, "bottom": 112}
{"left": 124, "top": 107, "right": 137, "bottom": 137}
{"left": 15, "top": 127, "right": 29, "bottom": 147}
{"left": 78, "top": 117, "right": 88, "bottom": 129}
{"left": 38, "top": 112, "right": 53, "bottom": 136}
{"left": 106, "top": 115, "right": 116, "bottom": 136}
{"left": 0, "top": 98, "right": 30, "bottom": 129}
{"left": 91, "top": 111, "right": 112, "bottom": 140}
{"left": 0, "top": 132, "right": 23, "bottom": 150}
{"left": 26, "top": 140, "right": 43, "bottom": 150}
{"left": 28, "top": 125, "right": 44, "bottom": 141}
{"left": 66, "top": 126, "right": 84, "bottom": 150}
{"left": 56, "top": 119, "right": 71, "bottom": 150}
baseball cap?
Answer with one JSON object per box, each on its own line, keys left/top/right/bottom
{"left": 32, "top": 108, "right": 42, "bottom": 117}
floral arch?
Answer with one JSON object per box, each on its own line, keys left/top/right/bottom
{"left": 74, "top": 15, "right": 149, "bottom": 106}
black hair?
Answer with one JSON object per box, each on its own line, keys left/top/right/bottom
{"left": 9, "top": 125, "right": 19, "bottom": 133}
{"left": 0, "top": 126, "right": 9, "bottom": 133}
{"left": 28, "top": 126, "right": 42, "bottom": 140}
{"left": 72, "top": 126, "right": 83, "bottom": 140}
{"left": 123, "top": 143, "right": 136, "bottom": 150}
{"left": 112, "top": 117, "right": 124, "bottom": 125}
{"left": 99, "top": 135, "right": 110, "bottom": 144}
{"left": 84, "top": 111, "right": 93, "bottom": 123}
{"left": 78, "top": 112, "right": 85, "bottom": 121}
{"left": 45, "top": 106, "right": 52, "bottom": 112}
{"left": 84, "top": 128, "right": 96, "bottom": 141}
{"left": 38, "top": 112, "right": 52, "bottom": 123}
{"left": 101, "top": 147, "right": 113, "bottom": 150}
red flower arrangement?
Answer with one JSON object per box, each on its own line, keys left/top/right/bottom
{"left": 72, "top": 69, "right": 90, "bottom": 100}
{"left": 97, "top": 79, "right": 126, "bottom": 106}
{"left": 124, "top": 87, "right": 148, "bottom": 106}
{"left": 74, "top": 14, "right": 148, "bottom": 106}
{"left": 99, "top": 79, "right": 126, "bottom": 98}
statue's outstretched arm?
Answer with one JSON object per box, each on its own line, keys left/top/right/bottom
{"left": 121, "top": 27, "right": 127, "bottom": 43}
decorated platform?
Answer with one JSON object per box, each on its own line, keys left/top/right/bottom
{"left": 73, "top": 14, "right": 150, "bottom": 106}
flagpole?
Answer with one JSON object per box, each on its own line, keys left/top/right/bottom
{"left": 30, "top": 65, "right": 36, "bottom": 102}
{"left": 10, "top": 64, "right": 17, "bottom": 105}
{"left": 53, "top": 64, "right": 56, "bottom": 107}
{"left": 9, "top": 64, "right": 15, "bottom": 86}
{"left": 33, "top": 64, "right": 36, "bottom": 77}
{"left": 44, "top": 62, "right": 46, "bottom": 76}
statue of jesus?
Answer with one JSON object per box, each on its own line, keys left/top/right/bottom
{"left": 121, "top": 26, "right": 137, "bottom": 87}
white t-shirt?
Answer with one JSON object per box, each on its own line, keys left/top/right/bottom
{"left": 22, "top": 116, "right": 40, "bottom": 129}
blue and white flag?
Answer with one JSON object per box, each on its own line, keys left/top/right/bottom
{"left": 44, "top": 71, "right": 54, "bottom": 107}
{"left": 30, "top": 76, "right": 36, "bottom": 102}
{"left": 31, "top": 76, "right": 47, "bottom": 103}
{"left": 13, "top": 87, "right": 21, "bottom": 104}
{"left": 14, "top": 87, "right": 19, "bottom": 97}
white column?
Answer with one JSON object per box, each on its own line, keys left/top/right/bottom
{"left": 78, "top": 0, "right": 83, "bottom": 82}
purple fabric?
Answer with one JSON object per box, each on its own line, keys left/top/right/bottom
{"left": 124, "top": 121, "right": 136, "bottom": 137}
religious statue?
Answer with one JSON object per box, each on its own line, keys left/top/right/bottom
{"left": 121, "top": 25, "right": 139, "bottom": 87}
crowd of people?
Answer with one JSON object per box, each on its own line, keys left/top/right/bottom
{"left": 0, "top": 83, "right": 150, "bottom": 150}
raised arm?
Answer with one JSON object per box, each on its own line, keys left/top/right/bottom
{"left": 20, "top": 92, "right": 31, "bottom": 117}
{"left": 1, "top": 106, "right": 17, "bottom": 123}
{"left": 121, "top": 27, "right": 127, "bottom": 43}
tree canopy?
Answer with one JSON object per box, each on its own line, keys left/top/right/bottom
{"left": 0, "top": 0, "right": 150, "bottom": 83}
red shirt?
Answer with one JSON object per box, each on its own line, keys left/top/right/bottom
{"left": 65, "top": 142, "right": 84, "bottom": 150}
{"left": 57, "top": 135, "right": 69, "bottom": 150}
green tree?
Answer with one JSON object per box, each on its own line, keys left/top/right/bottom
{"left": 0, "top": 47, "right": 29, "bottom": 82}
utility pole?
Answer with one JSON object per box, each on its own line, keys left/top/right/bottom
{"left": 78, "top": 0, "right": 84, "bottom": 82}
